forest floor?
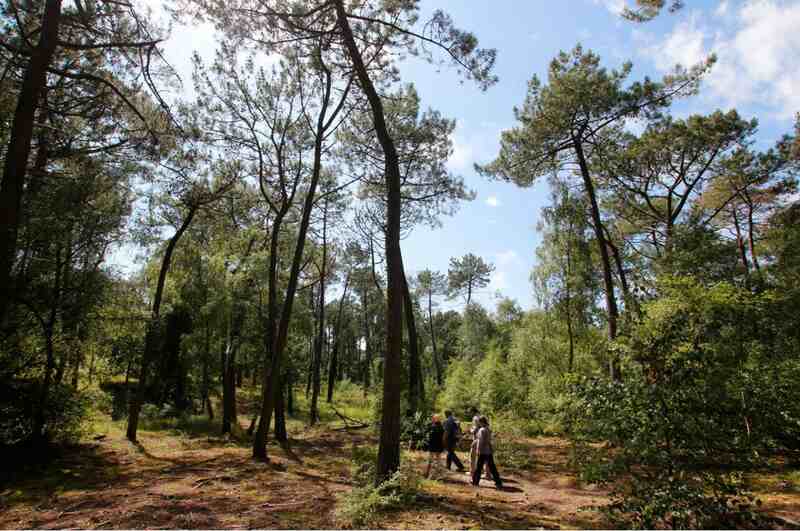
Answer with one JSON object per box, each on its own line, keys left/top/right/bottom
{"left": 2, "top": 387, "right": 800, "bottom": 529}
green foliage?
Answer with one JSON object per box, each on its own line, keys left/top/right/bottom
{"left": 337, "top": 446, "right": 421, "bottom": 528}
{"left": 400, "top": 411, "right": 432, "bottom": 450}
{"left": 566, "top": 276, "right": 800, "bottom": 527}
{"left": 603, "top": 472, "right": 764, "bottom": 530}
{"left": 0, "top": 381, "right": 89, "bottom": 447}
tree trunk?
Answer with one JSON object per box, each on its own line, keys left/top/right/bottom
{"left": 427, "top": 286, "right": 442, "bottom": 386}
{"left": 202, "top": 319, "right": 213, "bottom": 420}
{"left": 401, "top": 264, "right": 421, "bottom": 413}
{"left": 0, "top": 0, "right": 63, "bottom": 326}
{"left": 310, "top": 200, "right": 328, "bottom": 425}
{"left": 747, "top": 204, "right": 761, "bottom": 274}
{"left": 327, "top": 272, "right": 350, "bottom": 403}
{"left": 733, "top": 209, "right": 750, "bottom": 277}
{"left": 573, "top": 138, "right": 619, "bottom": 379}
{"left": 287, "top": 370, "right": 294, "bottom": 416}
{"left": 222, "top": 302, "right": 244, "bottom": 435}
{"left": 274, "top": 373, "right": 287, "bottom": 444}
{"left": 252, "top": 53, "right": 333, "bottom": 460}
{"left": 127, "top": 205, "right": 198, "bottom": 442}
{"left": 362, "top": 288, "right": 372, "bottom": 397}
{"left": 336, "top": 0, "right": 404, "bottom": 483}
{"left": 33, "top": 243, "right": 64, "bottom": 443}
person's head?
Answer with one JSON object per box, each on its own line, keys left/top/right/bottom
{"left": 444, "top": 409, "right": 453, "bottom": 418}
{"left": 469, "top": 406, "right": 478, "bottom": 416}
{"left": 431, "top": 414, "right": 441, "bottom": 424}
{"left": 479, "top": 415, "right": 489, "bottom": 427}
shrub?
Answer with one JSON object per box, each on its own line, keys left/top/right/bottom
{"left": 603, "top": 472, "right": 764, "bottom": 530}
{"left": 565, "top": 277, "right": 800, "bottom": 527}
{"left": 337, "top": 446, "right": 421, "bottom": 528}
{"left": 0, "top": 380, "right": 89, "bottom": 447}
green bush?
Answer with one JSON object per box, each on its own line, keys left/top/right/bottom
{"left": 0, "top": 380, "right": 89, "bottom": 446}
{"left": 566, "top": 276, "right": 800, "bottom": 527}
{"left": 603, "top": 472, "right": 764, "bottom": 530}
{"left": 400, "top": 411, "right": 432, "bottom": 450}
{"left": 337, "top": 446, "right": 421, "bottom": 528}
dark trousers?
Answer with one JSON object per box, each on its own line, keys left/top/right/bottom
{"left": 446, "top": 442, "right": 464, "bottom": 470}
{"left": 472, "top": 453, "right": 502, "bottom": 487}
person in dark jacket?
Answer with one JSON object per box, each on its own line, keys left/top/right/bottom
{"left": 426, "top": 415, "right": 445, "bottom": 479}
{"left": 471, "top": 416, "right": 503, "bottom": 489}
{"left": 443, "top": 410, "right": 465, "bottom": 471}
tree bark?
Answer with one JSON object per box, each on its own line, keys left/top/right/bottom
{"left": 336, "top": 0, "right": 404, "bottom": 483}
{"left": 0, "top": 0, "right": 63, "bottom": 326}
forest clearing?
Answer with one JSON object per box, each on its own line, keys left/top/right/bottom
{"left": 2, "top": 0, "right": 800, "bottom": 529}
{"left": 3, "top": 387, "right": 800, "bottom": 530}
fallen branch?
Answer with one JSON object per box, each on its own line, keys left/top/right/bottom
{"left": 332, "top": 406, "right": 370, "bottom": 430}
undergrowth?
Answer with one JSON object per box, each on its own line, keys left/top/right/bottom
{"left": 335, "top": 445, "right": 421, "bottom": 528}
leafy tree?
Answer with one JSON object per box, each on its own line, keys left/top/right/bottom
{"left": 0, "top": 0, "right": 170, "bottom": 326}
{"left": 415, "top": 269, "right": 447, "bottom": 385}
{"left": 479, "top": 45, "right": 708, "bottom": 376}
{"left": 447, "top": 253, "right": 495, "bottom": 306}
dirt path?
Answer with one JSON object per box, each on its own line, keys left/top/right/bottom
{"left": 384, "top": 437, "right": 610, "bottom": 530}
{"left": 3, "top": 426, "right": 799, "bottom": 529}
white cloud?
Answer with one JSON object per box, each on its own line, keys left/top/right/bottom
{"left": 593, "top": 0, "right": 627, "bottom": 15}
{"left": 496, "top": 249, "right": 520, "bottom": 267}
{"left": 448, "top": 136, "right": 474, "bottom": 171}
{"left": 643, "top": 1, "right": 800, "bottom": 119}
{"left": 648, "top": 12, "right": 708, "bottom": 71}
{"left": 488, "top": 270, "right": 508, "bottom": 291}
{"left": 485, "top": 195, "right": 501, "bottom": 207}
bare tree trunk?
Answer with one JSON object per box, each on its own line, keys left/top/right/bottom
{"left": 0, "top": 0, "right": 63, "bottom": 326}
{"left": 336, "top": 0, "right": 404, "bottom": 483}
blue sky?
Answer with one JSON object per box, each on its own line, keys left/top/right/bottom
{"left": 123, "top": 0, "right": 800, "bottom": 311}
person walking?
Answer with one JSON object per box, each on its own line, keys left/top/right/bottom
{"left": 443, "top": 410, "right": 465, "bottom": 472}
{"left": 472, "top": 416, "right": 503, "bottom": 489}
{"left": 469, "top": 412, "right": 492, "bottom": 479}
{"left": 426, "top": 415, "right": 446, "bottom": 479}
